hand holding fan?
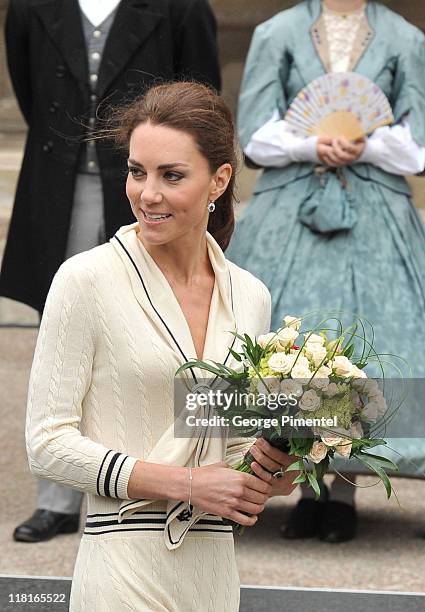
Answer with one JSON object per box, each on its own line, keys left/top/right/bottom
{"left": 285, "top": 72, "right": 394, "bottom": 140}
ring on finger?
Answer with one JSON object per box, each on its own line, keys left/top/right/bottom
{"left": 272, "top": 467, "right": 285, "bottom": 479}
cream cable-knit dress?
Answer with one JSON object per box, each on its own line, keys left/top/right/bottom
{"left": 26, "top": 223, "right": 271, "bottom": 612}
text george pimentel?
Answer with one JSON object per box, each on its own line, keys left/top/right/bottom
{"left": 185, "top": 415, "right": 338, "bottom": 429}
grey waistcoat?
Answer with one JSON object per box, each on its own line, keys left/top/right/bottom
{"left": 78, "top": 9, "right": 118, "bottom": 175}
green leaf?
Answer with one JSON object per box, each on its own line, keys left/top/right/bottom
{"left": 356, "top": 453, "right": 393, "bottom": 499}
{"left": 292, "top": 473, "right": 307, "bottom": 484}
{"left": 228, "top": 348, "right": 242, "bottom": 362}
{"left": 176, "top": 360, "right": 221, "bottom": 377}
{"left": 358, "top": 451, "right": 399, "bottom": 472}
{"left": 244, "top": 334, "right": 254, "bottom": 352}
{"left": 355, "top": 361, "right": 368, "bottom": 370}
{"left": 314, "top": 456, "right": 329, "bottom": 480}
{"left": 285, "top": 459, "right": 304, "bottom": 472}
{"left": 307, "top": 472, "right": 321, "bottom": 500}
{"left": 343, "top": 344, "right": 355, "bottom": 359}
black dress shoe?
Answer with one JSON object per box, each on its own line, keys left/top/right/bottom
{"left": 13, "top": 509, "right": 80, "bottom": 543}
{"left": 319, "top": 501, "right": 357, "bottom": 543}
{"left": 281, "top": 499, "right": 324, "bottom": 539}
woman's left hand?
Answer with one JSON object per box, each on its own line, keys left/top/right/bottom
{"left": 249, "top": 438, "right": 300, "bottom": 497}
{"left": 322, "top": 136, "right": 366, "bottom": 167}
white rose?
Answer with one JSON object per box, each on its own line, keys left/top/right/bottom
{"left": 257, "top": 332, "right": 278, "bottom": 350}
{"left": 335, "top": 439, "right": 352, "bottom": 457}
{"left": 290, "top": 355, "right": 311, "bottom": 380}
{"left": 299, "top": 389, "right": 321, "bottom": 412}
{"left": 276, "top": 326, "right": 299, "bottom": 350}
{"left": 362, "top": 401, "right": 379, "bottom": 423}
{"left": 321, "top": 435, "right": 344, "bottom": 447}
{"left": 283, "top": 315, "right": 301, "bottom": 331}
{"left": 309, "top": 378, "right": 329, "bottom": 391}
{"left": 280, "top": 379, "right": 304, "bottom": 398}
{"left": 306, "top": 345, "right": 328, "bottom": 367}
{"left": 316, "top": 365, "right": 332, "bottom": 377}
{"left": 267, "top": 352, "right": 295, "bottom": 375}
{"left": 350, "top": 421, "right": 364, "bottom": 439}
{"left": 291, "top": 365, "right": 312, "bottom": 380}
{"left": 308, "top": 441, "right": 328, "bottom": 464}
{"left": 304, "top": 333, "right": 325, "bottom": 347}
{"left": 350, "top": 365, "right": 367, "bottom": 379}
{"left": 309, "top": 366, "right": 331, "bottom": 391}
{"left": 257, "top": 377, "right": 281, "bottom": 396}
{"left": 323, "top": 382, "right": 340, "bottom": 397}
{"left": 332, "top": 356, "right": 354, "bottom": 378}
{"left": 352, "top": 377, "right": 379, "bottom": 395}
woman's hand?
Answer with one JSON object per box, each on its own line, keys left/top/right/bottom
{"left": 249, "top": 438, "right": 300, "bottom": 497}
{"left": 317, "top": 135, "right": 366, "bottom": 167}
{"left": 192, "top": 462, "right": 272, "bottom": 527}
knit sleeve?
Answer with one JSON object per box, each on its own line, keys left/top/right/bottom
{"left": 26, "top": 260, "right": 138, "bottom": 500}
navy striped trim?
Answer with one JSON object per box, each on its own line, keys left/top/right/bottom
{"left": 114, "top": 456, "right": 128, "bottom": 498}
{"left": 96, "top": 451, "right": 128, "bottom": 498}
{"left": 84, "top": 513, "right": 232, "bottom": 536}
{"left": 96, "top": 450, "right": 113, "bottom": 496}
{"left": 84, "top": 527, "right": 231, "bottom": 536}
{"left": 86, "top": 510, "right": 164, "bottom": 519}
{"left": 104, "top": 453, "right": 120, "bottom": 497}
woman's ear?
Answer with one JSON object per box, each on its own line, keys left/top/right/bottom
{"left": 209, "top": 163, "right": 233, "bottom": 201}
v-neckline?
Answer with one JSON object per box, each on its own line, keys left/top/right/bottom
{"left": 135, "top": 234, "right": 219, "bottom": 362}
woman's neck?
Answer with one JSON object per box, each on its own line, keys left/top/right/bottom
{"left": 323, "top": 0, "right": 365, "bottom": 12}
{"left": 140, "top": 232, "right": 212, "bottom": 285}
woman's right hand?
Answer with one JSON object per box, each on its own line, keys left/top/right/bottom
{"left": 317, "top": 135, "right": 366, "bottom": 167}
{"left": 191, "top": 462, "right": 272, "bottom": 527}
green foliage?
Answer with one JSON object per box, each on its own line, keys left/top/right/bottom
{"left": 356, "top": 451, "right": 398, "bottom": 499}
{"left": 285, "top": 458, "right": 305, "bottom": 472}
{"left": 314, "top": 455, "right": 330, "bottom": 480}
{"left": 307, "top": 472, "right": 321, "bottom": 500}
{"left": 289, "top": 437, "right": 314, "bottom": 457}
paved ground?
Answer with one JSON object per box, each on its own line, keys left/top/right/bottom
{"left": 1, "top": 578, "right": 425, "bottom": 612}
{"left": 1, "top": 132, "right": 425, "bottom": 595}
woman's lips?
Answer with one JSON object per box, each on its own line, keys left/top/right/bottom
{"left": 141, "top": 209, "right": 173, "bottom": 225}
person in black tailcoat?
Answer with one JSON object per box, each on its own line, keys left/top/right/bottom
{"left": 2, "top": 0, "right": 221, "bottom": 543}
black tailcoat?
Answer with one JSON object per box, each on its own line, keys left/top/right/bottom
{"left": 0, "top": 0, "right": 221, "bottom": 312}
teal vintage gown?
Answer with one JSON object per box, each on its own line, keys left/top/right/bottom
{"left": 227, "top": 0, "right": 425, "bottom": 476}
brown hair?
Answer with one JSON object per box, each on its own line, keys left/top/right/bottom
{"left": 108, "top": 82, "right": 239, "bottom": 251}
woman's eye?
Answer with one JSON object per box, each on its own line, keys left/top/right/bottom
{"left": 128, "top": 167, "right": 145, "bottom": 178}
{"left": 165, "top": 171, "right": 183, "bottom": 182}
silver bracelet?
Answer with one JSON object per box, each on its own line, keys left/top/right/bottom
{"left": 186, "top": 467, "right": 193, "bottom": 520}
{"left": 188, "top": 467, "right": 193, "bottom": 511}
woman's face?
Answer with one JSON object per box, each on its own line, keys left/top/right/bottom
{"left": 126, "top": 122, "right": 231, "bottom": 247}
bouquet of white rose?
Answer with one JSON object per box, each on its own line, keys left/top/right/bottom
{"left": 177, "top": 314, "right": 401, "bottom": 531}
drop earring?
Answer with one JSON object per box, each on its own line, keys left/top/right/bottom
{"left": 207, "top": 201, "right": 216, "bottom": 213}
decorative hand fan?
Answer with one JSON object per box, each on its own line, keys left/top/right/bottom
{"left": 285, "top": 72, "right": 394, "bottom": 140}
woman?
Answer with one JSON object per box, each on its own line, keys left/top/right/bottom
{"left": 25, "top": 82, "right": 296, "bottom": 611}
{"left": 227, "top": 0, "right": 425, "bottom": 543}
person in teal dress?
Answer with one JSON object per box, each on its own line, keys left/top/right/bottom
{"left": 227, "top": 0, "right": 425, "bottom": 542}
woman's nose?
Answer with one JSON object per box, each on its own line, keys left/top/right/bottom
{"left": 140, "top": 178, "right": 163, "bottom": 204}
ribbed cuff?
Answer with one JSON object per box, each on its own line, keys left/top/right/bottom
{"left": 96, "top": 450, "right": 138, "bottom": 499}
